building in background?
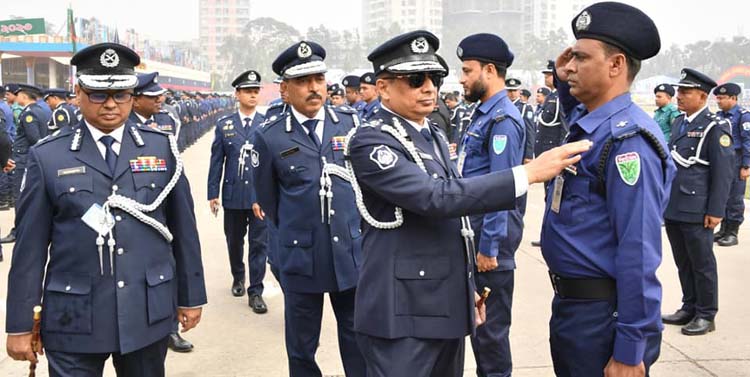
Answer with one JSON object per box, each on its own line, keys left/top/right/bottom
{"left": 199, "top": 0, "right": 251, "bottom": 73}
{"left": 361, "top": 0, "right": 443, "bottom": 39}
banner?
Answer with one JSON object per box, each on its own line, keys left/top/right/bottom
{"left": 0, "top": 18, "right": 46, "bottom": 36}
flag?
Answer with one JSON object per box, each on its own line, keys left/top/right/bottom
{"left": 67, "top": 6, "right": 77, "bottom": 53}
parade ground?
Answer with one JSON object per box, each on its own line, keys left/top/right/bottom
{"left": 0, "top": 131, "right": 748, "bottom": 377}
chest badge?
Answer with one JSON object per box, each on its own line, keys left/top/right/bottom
{"left": 615, "top": 152, "right": 640, "bottom": 186}
{"left": 129, "top": 156, "right": 167, "bottom": 172}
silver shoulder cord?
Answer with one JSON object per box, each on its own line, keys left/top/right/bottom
{"left": 671, "top": 121, "right": 716, "bottom": 168}
{"left": 95, "top": 134, "right": 183, "bottom": 275}
{"left": 318, "top": 117, "right": 476, "bottom": 254}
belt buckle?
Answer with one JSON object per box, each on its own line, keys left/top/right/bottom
{"left": 548, "top": 272, "right": 560, "bottom": 295}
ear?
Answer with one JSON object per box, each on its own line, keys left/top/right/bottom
{"left": 609, "top": 53, "right": 626, "bottom": 78}
{"left": 376, "top": 78, "right": 390, "bottom": 102}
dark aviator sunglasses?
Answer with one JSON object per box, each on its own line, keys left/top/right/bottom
{"left": 384, "top": 72, "right": 444, "bottom": 89}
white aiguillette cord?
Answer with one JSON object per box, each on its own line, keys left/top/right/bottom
{"left": 95, "top": 134, "right": 183, "bottom": 275}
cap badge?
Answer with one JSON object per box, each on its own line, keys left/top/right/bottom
{"left": 456, "top": 46, "right": 463, "bottom": 58}
{"left": 154, "top": 76, "right": 158, "bottom": 84}
{"left": 297, "top": 43, "right": 312, "bottom": 58}
{"left": 100, "top": 48, "right": 120, "bottom": 68}
{"left": 343, "top": 79, "right": 349, "bottom": 86}
{"left": 659, "top": 85, "right": 665, "bottom": 90}
{"left": 720, "top": 87, "right": 726, "bottom": 94}
{"left": 365, "top": 76, "right": 371, "bottom": 83}
{"left": 411, "top": 37, "right": 429, "bottom": 54}
{"left": 248, "top": 72, "right": 257, "bottom": 81}
{"left": 681, "top": 71, "right": 687, "bottom": 80}
{"left": 575, "top": 11, "right": 592, "bottom": 31}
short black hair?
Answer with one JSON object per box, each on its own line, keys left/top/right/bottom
{"left": 444, "top": 93, "right": 458, "bottom": 102}
{"left": 479, "top": 61, "right": 507, "bottom": 79}
{"left": 601, "top": 41, "right": 641, "bottom": 83}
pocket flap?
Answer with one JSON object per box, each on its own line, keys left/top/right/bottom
{"left": 46, "top": 273, "right": 92, "bottom": 295}
{"left": 54, "top": 175, "right": 94, "bottom": 196}
{"left": 282, "top": 230, "right": 313, "bottom": 247}
{"left": 146, "top": 262, "right": 175, "bottom": 286}
{"left": 395, "top": 257, "right": 450, "bottom": 280}
{"left": 678, "top": 184, "right": 696, "bottom": 195}
{"left": 133, "top": 173, "right": 167, "bottom": 191}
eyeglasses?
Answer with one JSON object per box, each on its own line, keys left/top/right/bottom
{"left": 81, "top": 89, "right": 133, "bottom": 104}
{"left": 384, "top": 72, "right": 444, "bottom": 89}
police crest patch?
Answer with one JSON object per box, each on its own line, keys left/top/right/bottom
{"left": 369, "top": 145, "right": 398, "bottom": 170}
{"left": 251, "top": 148, "right": 260, "bottom": 167}
{"left": 743, "top": 122, "right": 750, "bottom": 131}
{"left": 615, "top": 152, "right": 640, "bottom": 186}
{"left": 100, "top": 48, "right": 120, "bottom": 68}
{"left": 575, "top": 11, "right": 591, "bottom": 31}
{"left": 411, "top": 37, "right": 429, "bottom": 54}
{"left": 720, "top": 134, "right": 731, "bottom": 147}
{"left": 493, "top": 135, "right": 507, "bottom": 155}
{"left": 57, "top": 114, "right": 65, "bottom": 121}
{"left": 25, "top": 115, "right": 33, "bottom": 123}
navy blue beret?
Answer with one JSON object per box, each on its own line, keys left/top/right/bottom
{"left": 342, "top": 75, "right": 360, "bottom": 88}
{"left": 505, "top": 78, "right": 522, "bottom": 89}
{"left": 457, "top": 33, "right": 514, "bottom": 68}
{"left": 675, "top": 68, "right": 717, "bottom": 93}
{"left": 71, "top": 43, "right": 140, "bottom": 90}
{"left": 43, "top": 88, "right": 70, "bottom": 99}
{"left": 272, "top": 41, "right": 327, "bottom": 79}
{"left": 537, "top": 87, "right": 551, "bottom": 96}
{"left": 653, "top": 83, "right": 675, "bottom": 97}
{"left": 4, "top": 83, "right": 20, "bottom": 94}
{"left": 572, "top": 2, "right": 660, "bottom": 60}
{"left": 714, "top": 82, "right": 741, "bottom": 96}
{"left": 360, "top": 72, "right": 376, "bottom": 86}
{"left": 368, "top": 30, "right": 446, "bottom": 76}
{"left": 135, "top": 72, "right": 166, "bottom": 96}
{"left": 17, "top": 83, "right": 42, "bottom": 97}
{"left": 331, "top": 86, "right": 345, "bottom": 97}
{"left": 232, "top": 70, "right": 261, "bottom": 89}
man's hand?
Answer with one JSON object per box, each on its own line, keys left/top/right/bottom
{"left": 476, "top": 253, "right": 498, "bottom": 273}
{"left": 3, "top": 158, "right": 16, "bottom": 173}
{"left": 6, "top": 334, "right": 42, "bottom": 362}
{"left": 209, "top": 198, "right": 220, "bottom": 217}
{"left": 252, "top": 203, "right": 265, "bottom": 220}
{"left": 704, "top": 215, "right": 722, "bottom": 229}
{"left": 177, "top": 307, "right": 203, "bottom": 332}
{"left": 555, "top": 47, "right": 574, "bottom": 82}
{"left": 524, "top": 140, "right": 592, "bottom": 184}
{"left": 740, "top": 167, "right": 749, "bottom": 181}
{"left": 474, "top": 292, "right": 487, "bottom": 327}
{"left": 604, "top": 357, "right": 645, "bottom": 377}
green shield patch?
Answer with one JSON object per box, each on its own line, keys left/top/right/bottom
{"left": 615, "top": 152, "right": 640, "bottom": 186}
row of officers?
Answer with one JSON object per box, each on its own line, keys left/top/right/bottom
{"left": 3, "top": 3, "right": 747, "bottom": 377}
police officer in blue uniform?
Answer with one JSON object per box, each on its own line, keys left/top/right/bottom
{"left": 252, "top": 41, "right": 366, "bottom": 377}
{"left": 713, "top": 82, "right": 750, "bottom": 246}
{"left": 662, "top": 69, "right": 734, "bottom": 336}
{"left": 5, "top": 42, "right": 207, "bottom": 377}
{"left": 44, "top": 89, "right": 77, "bottom": 133}
{"left": 359, "top": 72, "right": 381, "bottom": 121}
{"left": 208, "top": 69, "right": 270, "bottom": 315}
{"left": 342, "top": 74, "right": 365, "bottom": 112}
{"left": 544, "top": 3, "right": 678, "bottom": 375}
{"left": 506, "top": 78, "right": 535, "bottom": 165}
{"left": 535, "top": 60, "right": 566, "bottom": 158}
{"left": 456, "top": 33, "right": 525, "bottom": 377}
{"left": 347, "top": 30, "right": 591, "bottom": 377}
{"left": 129, "top": 72, "right": 179, "bottom": 138}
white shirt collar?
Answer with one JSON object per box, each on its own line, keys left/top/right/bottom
{"left": 134, "top": 112, "right": 153, "bottom": 124}
{"left": 237, "top": 109, "right": 256, "bottom": 122}
{"left": 380, "top": 103, "right": 428, "bottom": 132}
{"left": 85, "top": 120, "right": 125, "bottom": 144}
{"left": 291, "top": 106, "right": 325, "bottom": 125}
{"left": 685, "top": 104, "right": 708, "bottom": 123}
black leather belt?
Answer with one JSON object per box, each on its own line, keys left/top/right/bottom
{"left": 548, "top": 272, "right": 616, "bottom": 300}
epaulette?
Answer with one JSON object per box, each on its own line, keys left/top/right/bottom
{"left": 36, "top": 126, "right": 73, "bottom": 146}
{"left": 136, "top": 123, "right": 168, "bottom": 137}
{"left": 740, "top": 108, "right": 749, "bottom": 114}
{"left": 359, "top": 118, "right": 384, "bottom": 129}
{"left": 217, "top": 114, "right": 233, "bottom": 124}
{"left": 334, "top": 104, "right": 357, "bottom": 114}
{"left": 259, "top": 112, "right": 289, "bottom": 132}
{"left": 267, "top": 101, "right": 284, "bottom": 109}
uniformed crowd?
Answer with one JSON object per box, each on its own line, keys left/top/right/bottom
{"left": 2, "top": 1, "right": 748, "bottom": 377}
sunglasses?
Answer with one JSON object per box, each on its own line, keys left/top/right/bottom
{"left": 385, "top": 72, "right": 444, "bottom": 89}
{"left": 81, "top": 89, "right": 133, "bottom": 104}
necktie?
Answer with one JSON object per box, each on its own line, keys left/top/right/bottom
{"left": 144, "top": 118, "right": 154, "bottom": 127}
{"left": 100, "top": 135, "right": 117, "bottom": 175}
{"left": 243, "top": 117, "right": 252, "bottom": 129}
{"left": 420, "top": 128, "right": 434, "bottom": 143}
{"left": 302, "top": 119, "right": 320, "bottom": 147}
{"left": 679, "top": 118, "right": 689, "bottom": 135}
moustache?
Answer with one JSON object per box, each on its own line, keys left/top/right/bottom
{"left": 306, "top": 93, "right": 322, "bottom": 101}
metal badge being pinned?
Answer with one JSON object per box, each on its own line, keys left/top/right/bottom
{"left": 411, "top": 37, "right": 429, "bottom": 54}
{"left": 100, "top": 48, "right": 120, "bottom": 68}
{"left": 70, "top": 128, "right": 83, "bottom": 151}
{"left": 575, "top": 11, "right": 592, "bottom": 31}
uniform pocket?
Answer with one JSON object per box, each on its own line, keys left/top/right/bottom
{"left": 280, "top": 229, "right": 314, "bottom": 277}
{"left": 43, "top": 273, "right": 93, "bottom": 334}
{"left": 394, "top": 256, "right": 450, "bottom": 317}
{"left": 677, "top": 185, "right": 706, "bottom": 214}
{"left": 132, "top": 172, "right": 168, "bottom": 204}
{"left": 146, "top": 262, "right": 176, "bottom": 325}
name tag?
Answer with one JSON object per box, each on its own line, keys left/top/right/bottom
{"left": 280, "top": 146, "right": 300, "bottom": 158}
{"left": 57, "top": 166, "right": 86, "bottom": 177}
{"left": 687, "top": 131, "right": 704, "bottom": 138}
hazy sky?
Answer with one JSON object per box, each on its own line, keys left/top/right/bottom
{"left": 0, "top": 0, "right": 747, "bottom": 48}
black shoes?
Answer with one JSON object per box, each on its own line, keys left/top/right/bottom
{"left": 231, "top": 280, "right": 245, "bottom": 297}
{"left": 681, "top": 317, "right": 715, "bottom": 336}
{"left": 713, "top": 221, "right": 727, "bottom": 242}
{"left": 662, "top": 309, "right": 694, "bottom": 325}
{"left": 167, "top": 332, "right": 194, "bottom": 352}
{"left": 531, "top": 240, "right": 541, "bottom": 247}
{"left": 716, "top": 221, "right": 739, "bottom": 247}
{"left": 0, "top": 229, "right": 16, "bottom": 244}
{"left": 249, "top": 294, "right": 268, "bottom": 314}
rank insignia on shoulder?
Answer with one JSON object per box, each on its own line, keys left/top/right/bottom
{"left": 130, "top": 156, "right": 167, "bottom": 172}
{"left": 719, "top": 134, "right": 731, "bottom": 147}
{"left": 615, "top": 152, "right": 640, "bottom": 186}
{"left": 616, "top": 121, "right": 628, "bottom": 128}
{"left": 331, "top": 136, "right": 346, "bottom": 151}
{"left": 370, "top": 145, "right": 398, "bottom": 170}
{"left": 687, "top": 131, "right": 704, "bottom": 138}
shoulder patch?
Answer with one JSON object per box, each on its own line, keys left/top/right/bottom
{"left": 25, "top": 114, "right": 35, "bottom": 123}
{"left": 743, "top": 122, "right": 750, "bottom": 131}
{"left": 615, "top": 152, "right": 640, "bottom": 186}
{"left": 719, "top": 134, "right": 732, "bottom": 147}
{"left": 369, "top": 145, "right": 398, "bottom": 170}
{"left": 492, "top": 135, "right": 507, "bottom": 155}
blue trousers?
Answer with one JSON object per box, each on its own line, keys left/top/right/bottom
{"left": 356, "top": 334, "right": 464, "bottom": 377}
{"left": 46, "top": 336, "right": 168, "bottom": 377}
{"left": 725, "top": 150, "right": 746, "bottom": 223}
{"left": 549, "top": 296, "right": 661, "bottom": 377}
{"left": 224, "top": 208, "right": 268, "bottom": 295}
{"left": 284, "top": 288, "right": 365, "bottom": 377}
{"left": 470, "top": 270, "right": 514, "bottom": 377}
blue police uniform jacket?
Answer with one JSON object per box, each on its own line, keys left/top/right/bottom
{"left": 252, "top": 105, "right": 362, "bottom": 294}
{"left": 348, "top": 108, "right": 519, "bottom": 340}
{"left": 664, "top": 108, "right": 735, "bottom": 223}
{"left": 513, "top": 98, "right": 536, "bottom": 160}
{"left": 127, "top": 111, "right": 178, "bottom": 136}
{"left": 208, "top": 112, "right": 265, "bottom": 209}
{"left": 14, "top": 102, "right": 49, "bottom": 167}
{"left": 460, "top": 90, "right": 525, "bottom": 270}
{"left": 716, "top": 105, "right": 750, "bottom": 167}
{"left": 264, "top": 101, "right": 288, "bottom": 120}
{"left": 541, "top": 90, "right": 676, "bottom": 366}
{"left": 360, "top": 99, "right": 381, "bottom": 122}
{"left": 5, "top": 120, "right": 207, "bottom": 354}
{"left": 1, "top": 101, "right": 16, "bottom": 141}
{"left": 36, "top": 99, "right": 53, "bottom": 120}
{"left": 352, "top": 100, "right": 366, "bottom": 113}
{"left": 534, "top": 90, "right": 566, "bottom": 156}
{"left": 49, "top": 103, "right": 77, "bottom": 132}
